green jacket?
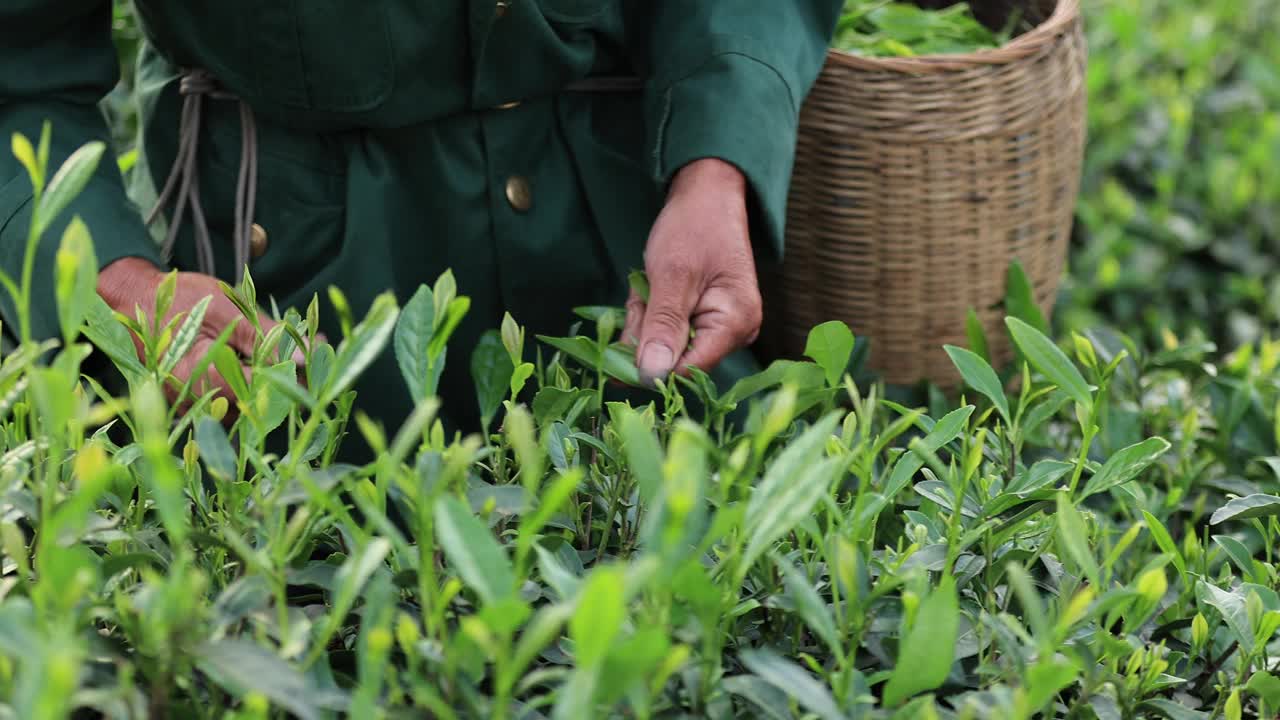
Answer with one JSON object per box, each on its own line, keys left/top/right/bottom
{"left": 0, "top": 1, "right": 840, "bottom": 435}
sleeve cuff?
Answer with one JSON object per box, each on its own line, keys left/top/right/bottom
{"left": 648, "top": 46, "right": 801, "bottom": 259}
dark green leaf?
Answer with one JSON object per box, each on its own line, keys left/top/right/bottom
{"left": 435, "top": 495, "right": 514, "bottom": 606}
{"left": 1080, "top": 437, "right": 1171, "bottom": 500}
{"left": 739, "top": 648, "right": 844, "bottom": 720}
{"left": 1006, "top": 261, "right": 1049, "bottom": 335}
{"left": 197, "top": 639, "right": 348, "bottom": 720}
{"left": 1210, "top": 494, "right": 1280, "bottom": 525}
{"left": 471, "top": 330, "right": 514, "bottom": 430}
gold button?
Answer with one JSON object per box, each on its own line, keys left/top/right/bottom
{"left": 505, "top": 176, "right": 532, "bottom": 212}
{"left": 249, "top": 223, "right": 268, "bottom": 259}
{"left": 494, "top": 1, "right": 510, "bottom": 19}
{"left": 495, "top": 100, "right": 521, "bottom": 110}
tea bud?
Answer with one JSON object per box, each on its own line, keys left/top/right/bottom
{"left": 1124, "top": 648, "right": 1144, "bottom": 677}
{"left": 210, "top": 396, "right": 229, "bottom": 422}
{"left": 1225, "top": 689, "right": 1242, "bottom": 720}
{"left": 395, "top": 613, "right": 421, "bottom": 656}
{"left": 367, "top": 627, "right": 393, "bottom": 656}
{"left": 1191, "top": 612, "right": 1209, "bottom": 651}
{"left": 1136, "top": 569, "right": 1167, "bottom": 604}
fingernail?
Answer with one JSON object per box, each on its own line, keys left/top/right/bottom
{"left": 638, "top": 342, "right": 673, "bottom": 386}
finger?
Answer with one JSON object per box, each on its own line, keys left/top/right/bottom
{"left": 622, "top": 291, "right": 645, "bottom": 348}
{"left": 675, "top": 287, "right": 763, "bottom": 375}
{"left": 674, "top": 322, "right": 741, "bottom": 376}
{"left": 636, "top": 264, "right": 699, "bottom": 386}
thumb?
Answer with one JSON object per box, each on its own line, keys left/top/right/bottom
{"left": 637, "top": 267, "right": 698, "bottom": 386}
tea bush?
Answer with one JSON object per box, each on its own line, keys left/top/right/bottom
{"left": 0, "top": 1, "right": 1275, "bottom": 718}
{"left": 4, "top": 129, "right": 1280, "bottom": 720}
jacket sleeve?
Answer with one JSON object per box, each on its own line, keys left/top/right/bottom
{"left": 0, "top": 0, "right": 163, "bottom": 341}
{"left": 634, "top": 0, "right": 843, "bottom": 258}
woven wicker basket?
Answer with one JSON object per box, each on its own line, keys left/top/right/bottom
{"left": 764, "top": 0, "right": 1086, "bottom": 385}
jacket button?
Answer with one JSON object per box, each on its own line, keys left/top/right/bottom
{"left": 495, "top": 1, "right": 510, "bottom": 19}
{"left": 505, "top": 176, "right": 532, "bottom": 212}
{"left": 250, "top": 223, "right": 269, "bottom": 258}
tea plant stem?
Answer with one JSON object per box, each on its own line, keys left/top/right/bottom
{"left": 1066, "top": 409, "right": 1099, "bottom": 497}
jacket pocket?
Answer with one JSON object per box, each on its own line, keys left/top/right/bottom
{"left": 257, "top": 2, "right": 395, "bottom": 113}
{"left": 536, "top": 0, "right": 611, "bottom": 24}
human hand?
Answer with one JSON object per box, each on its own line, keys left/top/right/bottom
{"left": 96, "top": 257, "right": 290, "bottom": 405}
{"left": 623, "top": 158, "right": 763, "bottom": 386}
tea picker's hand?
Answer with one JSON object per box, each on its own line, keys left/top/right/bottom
{"left": 624, "top": 158, "right": 763, "bottom": 386}
{"left": 97, "top": 257, "right": 289, "bottom": 405}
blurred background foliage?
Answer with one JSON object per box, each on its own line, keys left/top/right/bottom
{"left": 1062, "top": 0, "right": 1280, "bottom": 350}
{"left": 103, "top": 0, "right": 1280, "bottom": 353}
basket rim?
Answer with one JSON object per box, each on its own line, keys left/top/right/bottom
{"left": 828, "top": 0, "right": 1081, "bottom": 73}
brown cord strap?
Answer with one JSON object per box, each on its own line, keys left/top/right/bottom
{"left": 147, "top": 68, "right": 258, "bottom": 284}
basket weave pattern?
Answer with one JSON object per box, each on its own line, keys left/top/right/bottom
{"left": 770, "top": 0, "right": 1087, "bottom": 384}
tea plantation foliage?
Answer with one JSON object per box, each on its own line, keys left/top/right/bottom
{"left": 0, "top": 1, "right": 1278, "bottom": 718}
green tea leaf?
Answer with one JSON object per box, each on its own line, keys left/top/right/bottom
{"left": 435, "top": 494, "right": 514, "bottom": 606}
{"left": 1005, "top": 459, "right": 1074, "bottom": 496}
{"left": 1141, "top": 511, "right": 1187, "bottom": 578}
{"left": 945, "top": 345, "right": 1010, "bottom": 424}
{"left": 195, "top": 417, "right": 237, "bottom": 483}
{"left": 1055, "top": 492, "right": 1101, "bottom": 586}
{"left": 11, "top": 133, "right": 39, "bottom": 190}
{"left": 54, "top": 217, "right": 97, "bottom": 345}
{"left": 323, "top": 292, "right": 399, "bottom": 404}
{"left": 197, "top": 639, "right": 347, "bottom": 720}
{"left": 394, "top": 284, "right": 435, "bottom": 401}
{"left": 83, "top": 294, "right": 145, "bottom": 379}
{"left": 1006, "top": 261, "right": 1049, "bottom": 335}
{"left": 965, "top": 308, "right": 991, "bottom": 362}
{"left": 777, "top": 556, "right": 841, "bottom": 658}
{"left": 883, "top": 405, "right": 974, "bottom": 500}
{"left": 1138, "top": 699, "right": 1210, "bottom": 720}
{"left": 35, "top": 141, "right": 105, "bottom": 240}
{"left": 1214, "top": 535, "right": 1255, "bottom": 577}
{"left": 739, "top": 648, "right": 844, "bottom": 720}
{"left": 723, "top": 676, "right": 792, "bottom": 720}
{"left": 1210, "top": 494, "right": 1280, "bottom": 525}
{"left": 1246, "top": 671, "right": 1280, "bottom": 710}
{"left": 883, "top": 575, "right": 958, "bottom": 706}
{"left": 470, "top": 330, "right": 514, "bottom": 431}
{"left": 740, "top": 413, "right": 843, "bottom": 576}
{"left": 804, "top": 320, "right": 855, "bottom": 387}
{"left": 1197, "top": 581, "right": 1254, "bottom": 651}
{"left": 614, "top": 404, "right": 664, "bottom": 505}
{"left": 159, "top": 296, "right": 211, "bottom": 377}
{"left": 1006, "top": 317, "right": 1093, "bottom": 411}
{"left": 1025, "top": 657, "right": 1078, "bottom": 712}
{"left": 1080, "top": 437, "right": 1170, "bottom": 500}
{"left": 569, "top": 565, "right": 626, "bottom": 668}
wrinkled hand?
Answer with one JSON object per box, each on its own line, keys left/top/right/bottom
{"left": 97, "top": 257, "right": 286, "bottom": 405}
{"left": 623, "top": 158, "right": 763, "bottom": 386}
